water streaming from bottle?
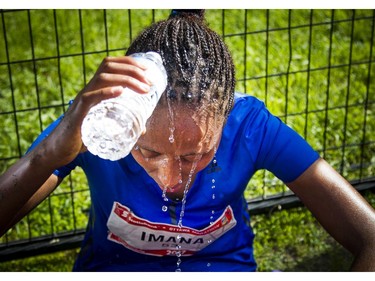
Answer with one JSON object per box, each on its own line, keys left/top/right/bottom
{"left": 172, "top": 155, "right": 201, "bottom": 271}
{"left": 167, "top": 90, "right": 176, "bottom": 144}
{"left": 163, "top": 82, "right": 224, "bottom": 271}
{"left": 177, "top": 155, "right": 201, "bottom": 228}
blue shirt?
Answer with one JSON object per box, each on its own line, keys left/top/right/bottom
{"left": 28, "top": 93, "right": 320, "bottom": 271}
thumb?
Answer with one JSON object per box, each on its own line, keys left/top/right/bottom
{"left": 80, "top": 86, "right": 124, "bottom": 109}
{"left": 68, "top": 86, "right": 124, "bottom": 121}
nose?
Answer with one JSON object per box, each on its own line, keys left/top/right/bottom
{"left": 157, "top": 157, "right": 182, "bottom": 188}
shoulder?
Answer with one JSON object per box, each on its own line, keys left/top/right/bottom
{"left": 231, "top": 92, "right": 268, "bottom": 118}
{"left": 233, "top": 92, "right": 265, "bottom": 109}
{"left": 226, "top": 92, "right": 271, "bottom": 132}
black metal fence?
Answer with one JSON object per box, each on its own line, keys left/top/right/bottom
{"left": 0, "top": 9, "right": 374, "bottom": 261}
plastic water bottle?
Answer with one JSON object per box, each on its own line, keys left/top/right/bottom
{"left": 81, "top": 52, "right": 167, "bottom": 161}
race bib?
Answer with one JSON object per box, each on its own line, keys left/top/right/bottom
{"left": 107, "top": 202, "right": 237, "bottom": 257}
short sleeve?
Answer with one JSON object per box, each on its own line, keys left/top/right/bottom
{"left": 254, "top": 108, "right": 320, "bottom": 183}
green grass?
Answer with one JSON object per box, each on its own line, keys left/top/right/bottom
{"left": 0, "top": 9, "right": 374, "bottom": 271}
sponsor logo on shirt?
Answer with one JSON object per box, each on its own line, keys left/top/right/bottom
{"left": 107, "top": 202, "right": 237, "bottom": 256}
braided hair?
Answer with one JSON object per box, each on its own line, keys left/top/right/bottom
{"left": 126, "top": 9, "right": 235, "bottom": 119}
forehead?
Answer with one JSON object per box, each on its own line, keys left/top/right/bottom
{"left": 137, "top": 104, "right": 221, "bottom": 155}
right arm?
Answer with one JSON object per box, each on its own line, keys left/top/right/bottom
{"left": 0, "top": 56, "right": 152, "bottom": 236}
{"left": 0, "top": 160, "right": 61, "bottom": 237}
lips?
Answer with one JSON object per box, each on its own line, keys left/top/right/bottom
{"left": 157, "top": 174, "right": 197, "bottom": 197}
{"left": 158, "top": 182, "right": 186, "bottom": 196}
{"left": 166, "top": 183, "right": 184, "bottom": 193}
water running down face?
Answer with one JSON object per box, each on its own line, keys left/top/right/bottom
{"left": 126, "top": 12, "right": 235, "bottom": 201}
{"left": 131, "top": 103, "right": 224, "bottom": 200}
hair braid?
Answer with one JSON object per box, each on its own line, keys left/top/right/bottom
{"left": 126, "top": 9, "right": 235, "bottom": 119}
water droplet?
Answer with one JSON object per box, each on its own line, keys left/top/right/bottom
{"left": 210, "top": 216, "right": 213, "bottom": 220}
{"left": 177, "top": 234, "right": 182, "bottom": 240}
{"left": 177, "top": 258, "right": 182, "bottom": 266}
{"left": 212, "top": 194, "right": 215, "bottom": 200}
{"left": 162, "top": 205, "right": 168, "bottom": 212}
{"left": 162, "top": 186, "right": 169, "bottom": 202}
{"left": 169, "top": 135, "right": 175, "bottom": 143}
{"left": 207, "top": 263, "right": 211, "bottom": 267}
{"left": 211, "top": 210, "right": 215, "bottom": 214}
{"left": 207, "top": 239, "right": 212, "bottom": 244}
{"left": 176, "top": 251, "right": 182, "bottom": 257}
{"left": 178, "top": 179, "right": 183, "bottom": 184}
{"left": 211, "top": 185, "right": 215, "bottom": 189}
{"left": 176, "top": 149, "right": 199, "bottom": 232}
{"left": 175, "top": 268, "right": 182, "bottom": 272}
{"left": 212, "top": 179, "right": 215, "bottom": 184}
{"left": 213, "top": 159, "right": 217, "bottom": 164}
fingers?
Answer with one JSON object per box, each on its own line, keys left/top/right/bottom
{"left": 74, "top": 55, "right": 156, "bottom": 116}
{"left": 77, "top": 86, "right": 124, "bottom": 113}
{"left": 101, "top": 56, "right": 149, "bottom": 71}
{"left": 82, "top": 56, "right": 154, "bottom": 95}
{"left": 96, "top": 56, "right": 152, "bottom": 89}
{"left": 83, "top": 86, "right": 124, "bottom": 106}
{"left": 48, "top": 56, "right": 152, "bottom": 165}
{"left": 96, "top": 73, "right": 151, "bottom": 93}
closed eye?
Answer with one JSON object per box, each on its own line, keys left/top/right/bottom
{"left": 139, "top": 148, "right": 161, "bottom": 158}
{"left": 138, "top": 147, "right": 208, "bottom": 163}
{"left": 182, "top": 154, "right": 202, "bottom": 162}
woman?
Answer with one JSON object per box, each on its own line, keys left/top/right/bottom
{"left": 0, "top": 10, "right": 374, "bottom": 271}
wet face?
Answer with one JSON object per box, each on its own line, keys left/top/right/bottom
{"left": 131, "top": 103, "right": 223, "bottom": 200}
